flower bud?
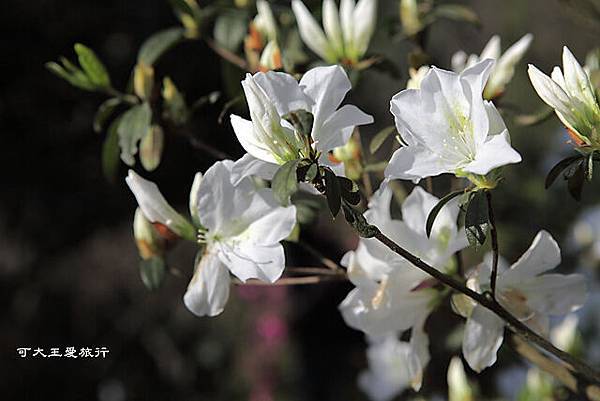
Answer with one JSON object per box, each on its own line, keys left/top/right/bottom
{"left": 400, "top": 0, "right": 422, "bottom": 37}
{"left": 133, "top": 207, "right": 166, "bottom": 260}
{"left": 140, "top": 125, "right": 164, "bottom": 172}
{"left": 258, "top": 40, "right": 283, "bottom": 71}
{"left": 134, "top": 62, "right": 154, "bottom": 100}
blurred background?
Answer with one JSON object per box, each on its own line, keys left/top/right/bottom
{"left": 2, "top": 0, "right": 600, "bottom": 400}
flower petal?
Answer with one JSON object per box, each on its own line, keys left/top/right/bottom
{"left": 463, "top": 304, "right": 505, "bottom": 372}
{"left": 292, "top": 0, "right": 335, "bottom": 62}
{"left": 183, "top": 251, "right": 231, "bottom": 317}
{"left": 230, "top": 114, "right": 278, "bottom": 164}
{"left": 322, "top": 0, "right": 344, "bottom": 57}
{"left": 352, "top": 0, "right": 377, "bottom": 58}
{"left": 125, "top": 170, "right": 195, "bottom": 239}
{"left": 385, "top": 145, "right": 452, "bottom": 182}
{"left": 501, "top": 230, "right": 561, "bottom": 284}
{"left": 519, "top": 273, "right": 587, "bottom": 316}
{"left": 462, "top": 130, "right": 521, "bottom": 175}
{"left": 318, "top": 104, "right": 373, "bottom": 151}
{"left": 220, "top": 242, "right": 286, "bottom": 283}
{"left": 528, "top": 64, "right": 577, "bottom": 122}
{"left": 230, "top": 153, "right": 278, "bottom": 185}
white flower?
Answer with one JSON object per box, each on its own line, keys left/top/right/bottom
{"left": 359, "top": 320, "right": 430, "bottom": 401}
{"left": 452, "top": 33, "right": 533, "bottom": 99}
{"left": 385, "top": 59, "right": 522, "bottom": 183}
{"left": 528, "top": 46, "right": 600, "bottom": 149}
{"left": 339, "top": 185, "right": 467, "bottom": 336}
{"left": 126, "top": 161, "right": 297, "bottom": 317}
{"left": 231, "top": 65, "right": 372, "bottom": 182}
{"left": 550, "top": 314, "right": 579, "bottom": 353}
{"left": 462, "top": 230, "right": 587, "bottom": 372}
{"left": 291, "top": 0, "right": 377, "bottom": 64}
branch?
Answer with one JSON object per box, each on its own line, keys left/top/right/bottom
{"left": 486, "top": 191, "right": 500, "bottom": 296}
{"left": 372, "top": 230, "right": 600, "bottom": 398}
{"left": 234, "top": 274, "right": 346, "bottom": 286}
{"left": 296, "top": 241, "right": 344, "bottom": 272}
{"left": 204, "top": 38, "right": 250, "bottom": 72}
{"left": 509, "top": 334, "right": 600, "bottom": 401}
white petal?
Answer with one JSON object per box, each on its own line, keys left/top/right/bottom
{"left": 340, "top": 0, "right": 356, "bottom": 52}
{"left": 401, "top": 186, "right": 438, "bottom": 235}
{"left": 255, "top": 0, "right": 278, "bottom": 41}
{"left": 230, "top": 153, "right": 278, "bottom": 185}
{"left": 220, "top": 242, "right": 286, "bottom": 283}
{"left": 241, "top": 197, "right": 297, "bottom": 245}
{"left": 528, "top": 64, "right": 577, "bottom": 122}
{"left": 322, "top": 0, "right": 344, "bottom": 56}
{"left": 352, "top": 0, "right": 377, "bottom": 58}
{"left": 480, "top": 35, "right": 501, "bottom": 61}
{"left": 230, "top": 114, "right": 278, "bottom": 164}
{"left": 183, "top": 251, "right": 231, "bottom": 317}
{"left": 385, "top": 145, "right": 452, "bottom": 182}
{"left": 317, "top": 104, "right": 373, "bottom": 151}
{"left": 451, "top": 50, "right": 468, "bottom": 72}
{"left": 189, "top": 172, "right": 203, "bottom": 227}
{"left": 252, "top": 70, "right": 311, "bottom": 116}
{"left": 519, "top": 273, "right": 587, "bottom": 316}
{"left": 551, "top": 66, "right": 567, "bottom": 90}
{"left": 562, "top": 46, "right": 597, "bottom": 105}
{"left": 501, "top": 230, "right": 561, "bottom": 284}
{"left": 300, "top": 65, "right": 351, "bottom": 129}
{"left": 292, "top": 0, "right": 335, "bottom": 62}
{"left": 484, "top": 33, "right": 533, "bottom": 98}
{"left": 463, "top": 304, "right": 505, "bottom": 372}
{"left": 364, "top": 183, "right": 393, "bottom": 226}
{"left": 358, "top": 335, "right": 416, "bottom": 401}
{"left": 462, "top": 130, "right": 522, "bottom": 175}
{"left": 125, "top": 170, "right": 194, "bottom": 239}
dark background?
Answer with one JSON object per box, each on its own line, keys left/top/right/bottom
{"left": 2, "top": 0, "right": 600, "bottom": 400}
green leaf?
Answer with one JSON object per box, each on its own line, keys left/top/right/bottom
{"left": 324, "top": 168, "right": 342, "bottom": 217}
{"left": 426, "top": 190, "right": 464, "bottom": 238}
{"left": 430, "top": 5, "right": 480, "bottom": 26}
{"left": 272, "top": 159, "right": 300, "bottom": 205}
{"left": 74, "top": 43, "right": 111, "bottom": 88}
{"left": 139, "top": 256, "right": 166, "bottom": 290}
{"left": 369, "top": 125, "right": 396, "bottom": 154}
{"left": 545, "top": 155, "right": 583, "bottom": 189}
{"left": 213, "top": 12, "right": 248, "bottom": 52}
{"left": 140, "top": 125, "right": 164, "bottom": 172}
{"left": 282, "top": 109, "right": 315, "bottom": 139}
{"left": 117, "top": 102, "right": 152, "bottom": 166}
{"left": 342, "top": 203, "right": 379, "bottom": 238}
{"left": 138, "top": 27, "right": 185, "bottom": 66}
{"left": 465, "top": 191, "right": 489, "bottom": 248}
{"left": 45, "top": 61, "right": 95, "bottom": 91}
{"left": 102, "top": 115, "right": 123, "bottom": 183}
{"left": 94, "top": 97, "right": 122, "bottom": 133}
{"left": 567, "top": 162, "right": 585, "bottom": 201}
{"left": 339, "top": 177, "right": 361, "bottom": 206}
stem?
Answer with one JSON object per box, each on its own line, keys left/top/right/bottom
{"left": 372, "top": 230, "right": 600, "bottom": 392}
{"left": 486, "top": 191, "right": 500, "bottom": 296}
{"left": 296, "top": 241, "right": 343, "bottom": 272}
{"left": 204, "top": 38, "right": 250, "bottom": 72}
{"left": 234, "top": 274, "right": 346, "bottom": 286}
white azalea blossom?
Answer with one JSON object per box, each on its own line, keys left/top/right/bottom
{"left": 385, "top": 59, "right": 522, "bottom": 183}
{"left": 339, "top": 185, "right": 467, "bottom": 336}
{"left": 231, "top": 65, "right": 373, "bottom": 182}
{"left": 462, "top": 231, "right": 587, "bottom": 372}
{"left": 339, "top": 185, "right": 467, "bottom": 393}
{"left": 126, "top": 161, "right": 296, "bottom": 317}
{"left": 452, "top": 33, "right": 533, "bottom": 99}
{"left": 528, "top": 46, "right": 600, "bottom": 149}
{"left": 292, "top": 0, "right": 377, "bottom": 64}
{"left": 359, "top": 320, "right": 430, "bottom": 401}
{"left": 253, "top": 0, "right": 278, "bottom": 42}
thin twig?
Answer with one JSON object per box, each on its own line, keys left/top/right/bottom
{"left": 296, "top": 241, "right": 343, "bottom": 271}
{"left": 204, "top": 38, "right": 250, "bottom": 71}
{"left": 233, "top": 274, "right": 346, "bottom": 286}
{"left": 286, "top": 266, "right": 345, "bottom": 276}
{"left": 486, "top": 191, "right": 500, "bottom": 297}
{"left": 372, "top": 230, "right": 600, "bottom": 395}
